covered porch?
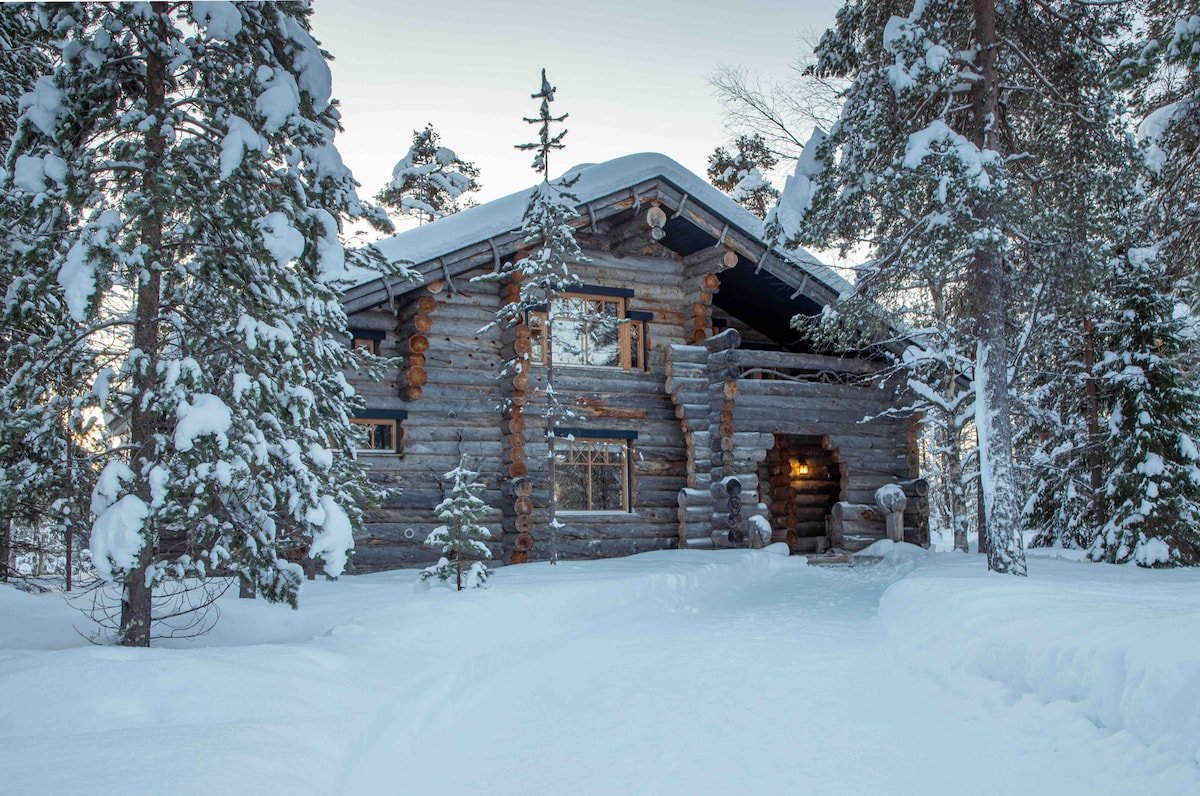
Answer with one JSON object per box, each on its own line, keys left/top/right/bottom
{"left": 665, "top": 330, "right": 927, "bottom": 554}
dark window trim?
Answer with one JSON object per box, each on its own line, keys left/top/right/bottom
{"left": 348, "top": 328, "right": 386, "bottom": 341}
{"left": 554, "top": 427, "right": 638, "bottom": 441}
{"left": 627, "top": 310, "right": 654, "bottom": 321}
{"left": 563, "top": 283, "right": 634, "bottom": 298}
{"left": 354, "top": 408, "right": 408, "bottom": 421}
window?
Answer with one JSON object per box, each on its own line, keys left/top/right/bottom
{"left": 348, "top": 328, "right": 384, "bottom": 355}
{"left": 351, "top": 409, "right": 406, "bottom": 454}
{"left": 553, "top": 430, "right": 637, "bottom": 512}
{"left": 530, "top": 287, "right": 650, "bottom": 370}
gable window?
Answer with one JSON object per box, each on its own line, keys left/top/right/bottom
{"left": 553, "top": 429, "right": 637, "bottom": 513}
{"left": 530, "top": 286, "right": 650, "bottom": 370}
{"left": 351, "top": 409, "right": 406, "bottom": 454}
{"left": 348, "top": 328, "right": 385, "bottom": 356}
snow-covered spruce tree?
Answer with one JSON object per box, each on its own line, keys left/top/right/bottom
{"left": 475, "top": 69, "right": 583, "bottom": 565}
{"left": 422, "top": 454, "right": 493, "bottom": 589}
{"left": 0, "top": 3, "right": 91, "bottom": 584}
{"left": 781, "top": 0, "right": 1135, "bottom": 573}
{"left": 3, "top": 2, "right": 403, "bottom": 645}
{"left": 1090, "top": 246, "right": 1200, "bottom": 566}
{"left": 376, "top": 123, "right": 481, "bottom": 226}
{"left": 707, "top": 133, "right": 780, "bottom": 220}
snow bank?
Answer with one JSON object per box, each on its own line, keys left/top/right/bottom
{"left": 3, "top": 548, "right": 1199, "bottom": 794}
{"left": 877, "top": 555, "right": 1200, "bottom": 769}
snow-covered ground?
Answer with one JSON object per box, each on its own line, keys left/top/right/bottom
{"left": 2, "top": 544, "right": 1198, "bottom": 795}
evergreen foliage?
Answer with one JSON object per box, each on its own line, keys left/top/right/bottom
{"left": 376, "top": 123, "right": 480, "bottom": 225}
{"left": 707, "top": 133, "right": 779, "bottom": 219}
{"left": 0, "top": 2, "right": 407, "bottom": 644}
{"left": 475, "top": 69, "right": 583, "bottom": 564}
{"left": 422, "top": 455, "right": 493, "bottom": 589}
{"left": 774, "top": 0, "right": 1136, "bottom": 573}
{"left": 1127, "top": 4, "right": 1200, "bottom": 282}
{"left": 0, "top": 3, "right": 91, "bottom": 583}
{"left": 1091, "top": 247, "right": 1200, "bottom": 566}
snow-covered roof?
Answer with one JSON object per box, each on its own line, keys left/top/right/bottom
{"left": 345, "top": 152, "right": 850, "bottom": 302}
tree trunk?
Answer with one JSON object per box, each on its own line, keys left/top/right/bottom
{"left": 239, "top": 576, "right": 256, "bottom": 599}
{"left": 970, "top": 0, "right": 1027, "bottom": 576}
{"left": 1, "top": 516, "right": 11, "bottom": 583}
{"left": 65, "top": 437, "right": 74, "bottom": 592}
{"left": 1083, "top": 318, "right": 1105, "bottom": 533}
{"left": 120, "top": 3, "right": 169, "bottom": 646}
{"left": 544, "top": 277, "right": 559, "bottom": 565}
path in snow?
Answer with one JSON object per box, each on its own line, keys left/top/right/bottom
{"left": 3, "top": 549, "right": 1197, "bottom": 795}
{"left": 339, "top": 554, "right": 1195, "bottom": 795}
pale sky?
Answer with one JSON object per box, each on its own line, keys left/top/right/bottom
{"left": 310, "top": 0, "right": 842, "bottom": 207}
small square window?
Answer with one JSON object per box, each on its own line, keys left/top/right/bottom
{"left": 348, "top": 329, "right": 385, "bottom": 356}
{"left": 351, "top": 417, "right": 402, "bottom": 453}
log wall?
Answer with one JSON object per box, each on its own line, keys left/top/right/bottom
{"left": 346, "top": 241, "right": 926, "bottom": 570}
{"left": 348, "top": 247, "right": 697, "bottom": 570}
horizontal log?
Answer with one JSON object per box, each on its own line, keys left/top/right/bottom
{"left": 711, "top": 528, "right": 745, "bottom": 548}
{"left": 677, "top": 487, "right": 713, "bottom": 507}
{"left": 678, "top": 505, "right": 711, "bottom": 523}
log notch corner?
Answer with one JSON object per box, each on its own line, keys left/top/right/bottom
{"left": 497, "top": 267, "right": 536, "bottom": 563}
{"left": 668, "top": 328, "right": 771, "bottom": 549}
{"left": 396, "top": 282, "right": 441, "bottom": 401}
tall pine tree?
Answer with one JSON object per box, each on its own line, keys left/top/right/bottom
{"left": 476, "top": 70, "right": 583, "bottom": 564}
{"left": 2, "top": 2, "right": 405, "bottom": 644}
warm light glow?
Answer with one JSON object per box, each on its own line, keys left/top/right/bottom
{"left": 790, "top": 458, "right": 810, "bottom": 478}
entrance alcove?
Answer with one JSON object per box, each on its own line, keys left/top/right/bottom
{"left": 760, "top": 434, "right": 841, "bottom": 553}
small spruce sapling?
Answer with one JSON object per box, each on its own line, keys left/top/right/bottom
{"left": 422, "top": 455, "right": 494, "bottom": 589}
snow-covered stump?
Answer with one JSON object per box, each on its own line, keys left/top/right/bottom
{"left": 875, "top": 484, "right": 908, "bottom": 544}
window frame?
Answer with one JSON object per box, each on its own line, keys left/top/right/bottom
{"left": 529, "top": 286, "right": 651, "bottom": 371}
{"left": 348, "top": 328, "right": 385, "bottom": 356}
{"left": 350, "top": 408, "right": 407, "bottom": 454}
{"left": 552, "top": 428, "right": 638, "bottom": 514}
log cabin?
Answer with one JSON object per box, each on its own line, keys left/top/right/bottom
{"left": 339, "top": 153, "right": 927, "bottom": 570}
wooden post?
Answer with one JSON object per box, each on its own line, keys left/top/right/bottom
{"left": 875, "top": 485, "right": 908, "bottom": 544}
